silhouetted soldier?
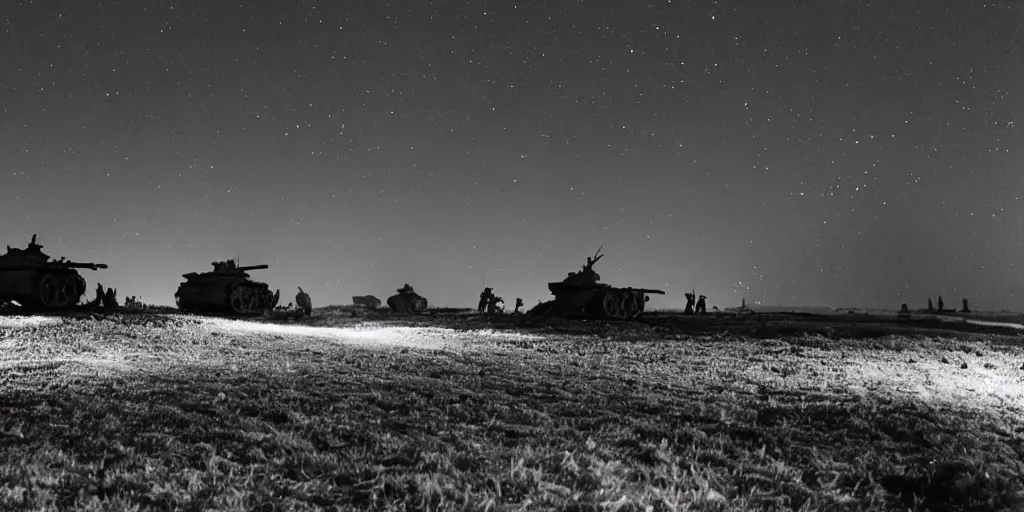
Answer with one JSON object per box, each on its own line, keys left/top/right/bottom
{"left": 487, "top": 295, "right": 504, "bottom": 314}
{"left": 695, "top": 294, "right": 707, "bottom": 314}
{"left": 27, "top": 234, "right": 42, "bottom": 253}
{"left": 580, "top": 254, "right": 603, "bottom": 278}
{"left": 478, "top": 287, "right": 493, "bottom": 313}
{"left": 899, "top": 303, "right": 910, "bottom": 316}
{"left": 103, "top": 287, "right": 118, "bottom": 308}
{"left": 937, "top": 296, "right": 944, "bottom": 312}
{"left": 927, "top": 298, "right": 934, "bottom": 312}
{"left": 514, "top": 298, "right": 524, "bottom": 314}
{"left": 296, "top": 286, "right": 312, "bottom": 316}
{"left": 961, "top": 298, "right": 970, "bottom": 313}
{"left": 683, "top": 292, "right": 695, "bottom": 315}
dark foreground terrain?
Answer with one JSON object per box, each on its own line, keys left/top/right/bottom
{"left": 1, "top": 307, "right": 1023, "bottom": 511}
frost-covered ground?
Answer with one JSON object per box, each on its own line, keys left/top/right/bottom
{"left": 0, "top": 310, "right": 1022, "bottom": 511}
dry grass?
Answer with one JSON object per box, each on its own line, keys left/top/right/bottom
{"left": 0, "top": 310, "right": 1023, "bottom": 511}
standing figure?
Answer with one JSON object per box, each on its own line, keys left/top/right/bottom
{"left": 487, "top": 295, "right": 504, "bottom": 314}
{"left": 296, "top": 286, "right": 312, "bottom": 316}
{"left": 695, "top": 294, "right": 707, "bottom": 314}
{"left": 103, "top": 287, "right": 118, "bottom": 308}
{"left": 961, "top": 298, "right": 971, "bottom": 313}
{"left": 683, "top": 292, "right": 695, "bottom": 315}
{"left": 937, "top": 296, "right": 944, "bottom": 312}
{"left": 513, "top": 298, "right": 524, "bottom": 314}
{"left": 478, "top": 287, "right": 493, "bottom": 313}
{"left": 927, "top": 298, "right": 934, "bottom": 312}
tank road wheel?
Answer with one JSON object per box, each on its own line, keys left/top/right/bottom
{"left": 246, "top": 289, "right": 257, "bottom": 312}
{"left": 73, "top": 274, "right": 87, "bottom": 302}
{"left": 229, "top": 287, "right": 249, "bottom": 314}
{"left": 58, "top": 276, "right": 78, "bottom": 308}
{"left": 601, "top": 292, "right": 618, "bottom": 319}
{"left": 620, "top": 293, "right": 639, "bottom": 319}
{"left": 247, "top": 288, "right": 260, "bottom": 312}
{"left": 39, "top": 274, "right": 62, "bottom": 308}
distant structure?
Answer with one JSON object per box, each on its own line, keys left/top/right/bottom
{"left": 961, "top": 298, "right": 971, "bottom": 313}
{"left": 352, "top": 295, "right": 382, "bottom": 309}
{"left": 513, "top": 298, "right": 524, "bottom": 314}
{"left": 898, "top": 303, "right": 910, "bottom": 317}
{"left": 295, "top": 286, "right": 312, "bottom": 316}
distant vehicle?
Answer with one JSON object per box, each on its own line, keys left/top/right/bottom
{"left": 0, "top": 234, "right": 107, "bottom": 310}
{"left": 352, "top": 295, "right": 382, "bottom": 309}
{"left": 529, "top": 246, "right": 665, "bottom": 320}
{"left": 387, "top": 284, "right": 428, "bottom": 313}
{"left": 174, "top": 259, "right": 279, "bottom": 315}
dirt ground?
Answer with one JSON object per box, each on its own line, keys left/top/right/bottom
{"left": 1, "top": 307, "right": 1023, "bottom": 511}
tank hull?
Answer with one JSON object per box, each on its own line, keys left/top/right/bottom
{"left": 0, "top": 269, "right": 87, "bottom": 309}
{"left": 175, "top": 282, "right": 279, "bottom": 315}
{"left": 534, "top": 283, "right": 656, "bottom": 320}
{"left": 387, "top": 293, "right": 428, "bottom": 313}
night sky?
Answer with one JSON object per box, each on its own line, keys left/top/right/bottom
{"left": 1, "top": 0, "right": 1021, "bottom": 311}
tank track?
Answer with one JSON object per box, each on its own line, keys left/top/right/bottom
{"left": 36, "top": 270, "right": 88, "bottom": 309}
{"left": 228, "top": 284, "right": 279, "bottom": 315}
{"left": 590, "top": 288, "right": 648, "bottom": 320}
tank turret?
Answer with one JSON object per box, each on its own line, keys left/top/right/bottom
{"left": 529, "top": 246, "right": 665, "bottom": 320}
{"left": 0, "top": 234, "right": 108, "bottom": 310}
{"left": 174, "top": 259, "right": 280, "bottom": 315}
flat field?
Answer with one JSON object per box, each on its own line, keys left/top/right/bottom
{"left": 1, "top": 307, "right": 1023, "bottom": 511}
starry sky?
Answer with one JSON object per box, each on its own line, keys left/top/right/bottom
{"left": 1, "top": 0, "right": 1021, "bottom": 311}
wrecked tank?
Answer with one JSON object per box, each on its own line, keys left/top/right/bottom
{"left": 529, "top": 247, "right": 665, "bottom": 320}
{"left": 0, "top": 234, "right": 108, "bottom": 310}
{"left": 353, "top": 295, "right": 382, "bottom": 309}
{"left": 174, "top": 259, "right": 280, "bottom": 315}
{"left": 387, "top": 284, "right": 428, "bottom": 313}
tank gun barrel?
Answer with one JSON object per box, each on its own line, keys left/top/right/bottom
{"left": 237, "top": 264, "right": 269, "bottom": 272}
{"left": 65, "top": 262, "right": 108, "bottom": 271}
{"left": 0, "top": 262, "right": 107, "bottom": 271}
{"left": 631, "top": 288, "right": 665, "bottom": 295}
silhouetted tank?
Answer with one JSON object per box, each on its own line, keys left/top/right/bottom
{"left": 387, "top": 284, "right": 428, "bottom": 313}
{"left": 0, "top": 234, "right": 108, "bottom": 309}
{"left": 529, "top": 247, "right": 665, "bottom": 320}
{"left": 174, "top": 260, "right": 280, "bottom": 315}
